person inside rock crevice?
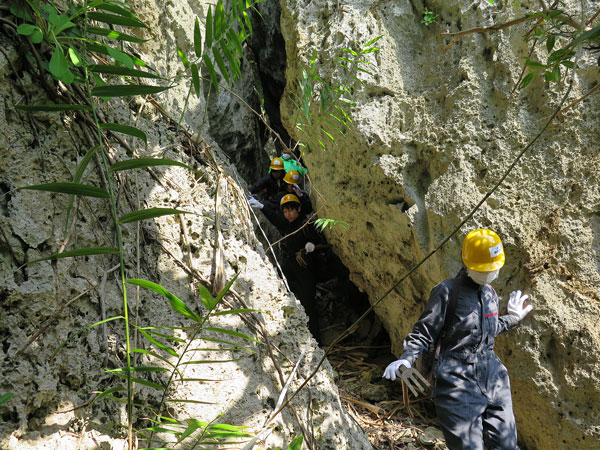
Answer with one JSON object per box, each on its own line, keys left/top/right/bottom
{"left": 248, "top": 157, "right": 286, "bottom": 208}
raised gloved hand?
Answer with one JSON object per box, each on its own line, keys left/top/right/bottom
{"left": 292, "top": 184, "right": 302, "bottom": 197}
{"left": 248, "top": 197, "right": 264, "bottom": 209}
{"left": 305, "top": 242, "right": 315, "bottom": 253}
{"left": 382, "top": 359, "right": 411, "bottom": 381}
{"left": 508, "top": 290, "right": 533, "bottom": 321}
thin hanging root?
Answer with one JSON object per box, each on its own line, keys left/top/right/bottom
{"left": 211, "top": 173, "right": 226, "bottom": 296}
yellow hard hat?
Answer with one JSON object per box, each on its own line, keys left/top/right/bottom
{"left": 462, "top": 229, "right": 505, "bottom": 271}
{"left": 269, "top": 157, "right": 284, "bottom": 171}
{"left": 283, "top": 170, "right": 301, "bottom": 185}
{"left": 280, "top": 193, "right": 300, "bottom": 208}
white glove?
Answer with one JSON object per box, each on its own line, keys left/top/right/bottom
{"left": 292, "top": 184, "right": 302, "bottom": 196}
{"left": 304, "top": 242, "right": 315, "bottom": 253}
{"left": 248, "top": 197, "right": 263, "bottom": 209}
{"left": 508, "top": 290, "right": 533, "bottom": 321}
{"left": 382, "top": 359, "right": 411, "bottom": 381}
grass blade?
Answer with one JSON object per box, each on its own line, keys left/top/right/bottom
{"left": 191, "top": 63, "right": 201, "bottom": 97}
{"left": 100, "top": 123, "right": 147, "bottom": 144}
{"left": 118, "top": 207, "right": 188, "bottom": 224}
{"left": 0, "top": 393, "right": 14, "bottom": 405}
{"left": 212, "top": 308, "right": 259, "bottom": 316}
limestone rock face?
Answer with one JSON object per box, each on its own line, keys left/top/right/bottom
{"left": 280, "top": 0, "right": 600, "bottom": 448}
{"left": 0, "top": 2, "right": 371, "bottom": 449}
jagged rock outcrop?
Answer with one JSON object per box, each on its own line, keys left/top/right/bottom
{"left": 280, "top": 0, "right": 600, "bottom": 448}
{"left": 0, "top": 1, "right": 372, "bottom": 448}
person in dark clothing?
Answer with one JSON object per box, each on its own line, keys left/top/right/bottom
{"left": 271, "top": 169, "right": 313, "bottom": 216}
{"left": 258, "top": 193, "right": 324, "bottom": 342}
{"left": 248, "top": 157, "right": 286, "bottom": 205}
{"left": 383, "top": 229, "right": 533, "bottom": 450}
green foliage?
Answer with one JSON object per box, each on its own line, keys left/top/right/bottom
{"left": 422, "top": 9, "right": 439, "bottom": 27}
{"left": 314, "top": 218, "right": 349, "bottom": 233}
{"left": 519, "top": 9, "right": 600, "bottom": 89}
{"left": 177, "top": 0, "right": 267, "bottom": 94}
{"left": 9, "top": 1, "right": 262, "bottom": 448}
{"left": 291, "top": 36, "right": 382, "bottom": 153}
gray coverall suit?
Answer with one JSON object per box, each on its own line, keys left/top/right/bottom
{"left": 400, "top": 269, "right": 521, "bottom": 450}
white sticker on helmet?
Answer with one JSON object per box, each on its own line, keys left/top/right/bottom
{"left": 489, "top": 243, "right": 503, "bottom": 258}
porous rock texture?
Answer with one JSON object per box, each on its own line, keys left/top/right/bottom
{"left": 0, "top": 1, "right": 372, "bottom": 449}
{"left": 280, "top": 0, "right": 600, "bottom": 448}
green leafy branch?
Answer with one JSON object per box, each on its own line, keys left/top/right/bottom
{"left": 175, "top": 0, "right": 267, "bottom": 126}
{"left": 290, "top": 36, "right": 382, "bottom": 152}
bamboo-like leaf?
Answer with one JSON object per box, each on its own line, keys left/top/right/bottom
{"left": 119, "top": 207, "right": 188, "bottom": 224}
{"left": 177, "top": 419, "right": 204, "bottom": 444}
{"left": 202, "top": 54, "right": 219, "bottom": 92}
{"left": 87, "top": 43, "right": 147, "bottom": 67}
{"left": 191, "top": 63, "right": 201, "bottom": 97}
{"left": 20, "top": 182, "right": 109, "bottom": 198}
{"left": 87, "top": 12, "right": 147, "bottom": 28}
{"left": 110, "top": 372, "right": 165, "bottom": 390}
{"left": 100, "top": 123, "right": 147, "bottom": 144}
{"left": 197, "top": 283, "right": 215, "bottom": 310}
{"left": 242, "top": 10, "right": 252, "bottom": 35}
{"left": 127, "top": 278, "right": 202, "bottom": 322}
{"left": 220, "top": 40, "right": 240, "bottom": 80}
{"left": 227, "top": 29, "right": 243, "bottom": 57}
{"left": 109, "top": 157, "right": 193, "bottom": 172}
{"left": 212, "top": 47, "right": 230, "bottom": 84}
{"left": 92, "top": 84, "right": 170, "bottom": 97}
{"left": 194, "top": 17, "right": 203, "bottom": 58}
{"left": 136, "top": 327, "right": 178, "bottom": 357}
{"left": 87, "top": 26, "right": 147, "bottom": 43}
{"left": 363, "top": 34, "right": 383, "bottom": 47}
{"left": 177, "top": 46, "right": 190, "bottom": 69}
{"left": 141, "top": 426, "right": 181, "bottom": 435}
{"left": 88, "top": 65, "right": 162, "bottom": 79}
{"left": 213, "top": 0, "right": 225, "bottom": 40}
{"left": 108, "top": 43, "right": 135, "bottom": 68}
{"left": 64, "top": 146, "right": 100, "bottom": 236}
{"left": 95, "top": 2, "right": 139, "bottom": 19}
{"left": 201, "top": 327, "right": 258, "bottom": 343}
{"left": 205, "top": 7, "right": 213, "bottom": 49}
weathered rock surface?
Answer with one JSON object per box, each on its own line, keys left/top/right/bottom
{"left": 280, "top": 0, "right": 600, "bottom": 448}
{"left": 0, "top": 2, "right": 372, "bottom": 448}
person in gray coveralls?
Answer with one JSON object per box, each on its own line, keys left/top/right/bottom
{"left": 383, "top": 229, "right": 533, "bottom": 450}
